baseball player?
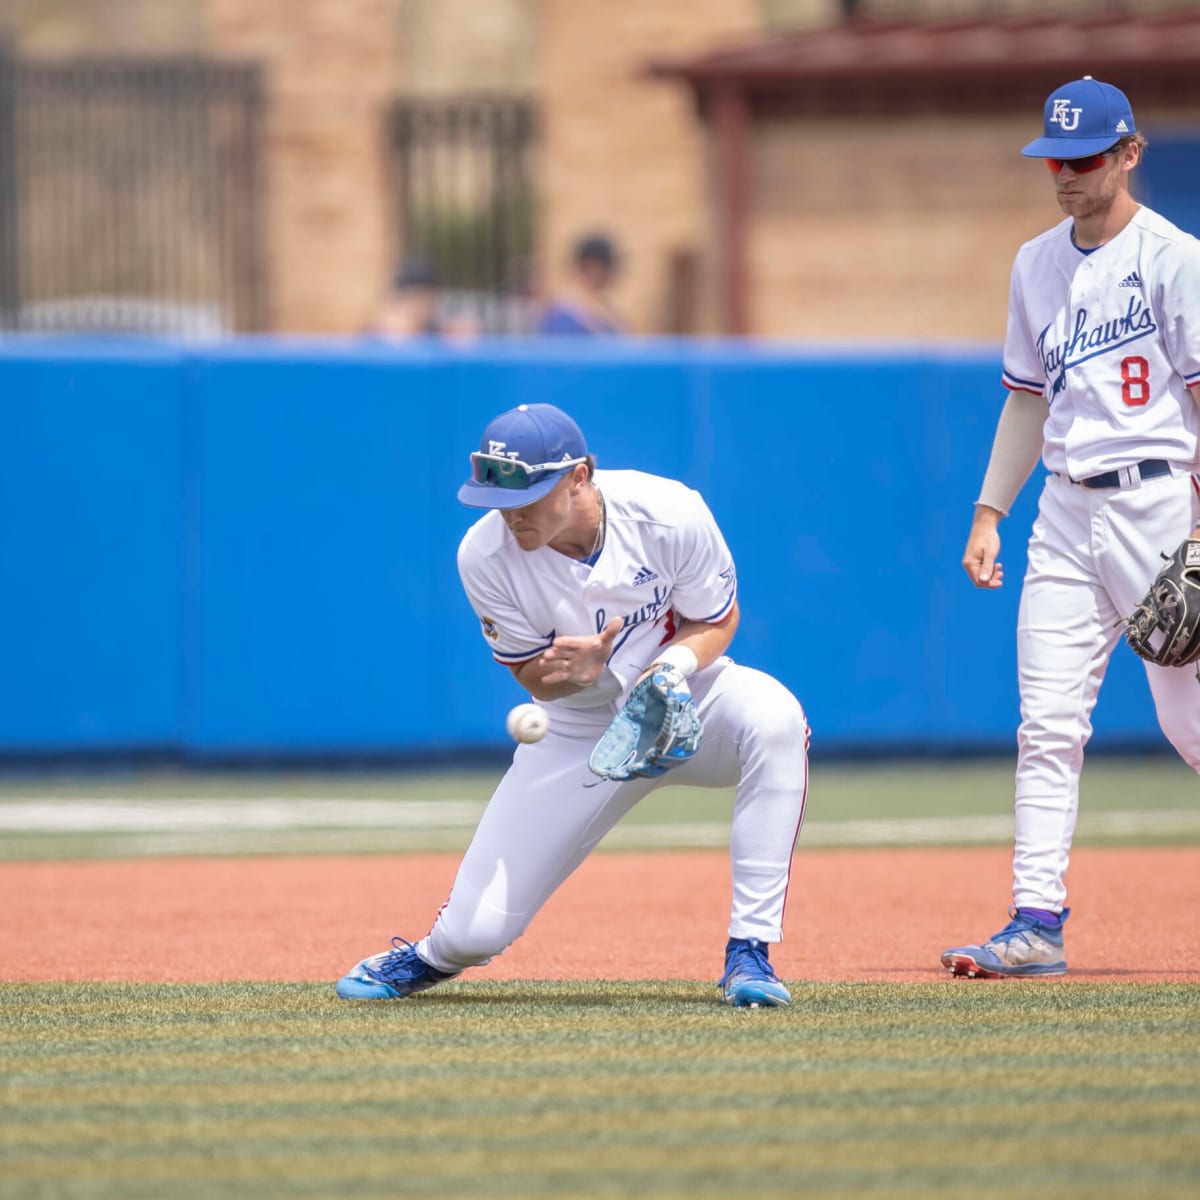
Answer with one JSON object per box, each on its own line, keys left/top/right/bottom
{"left": 943, "top": 77, "right": 1200, "bottom": 979}
{"left": 338, "top": 402, "right": 810, "bottom": 1007}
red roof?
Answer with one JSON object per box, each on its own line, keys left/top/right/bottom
{"left": 646, "top": 15, "right": 1200, "bottom": 112}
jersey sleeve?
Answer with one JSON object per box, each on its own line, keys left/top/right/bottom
{"left": 667, "top": 490, "right": 737, "bottom": 623}
{"left": 457, "top": 535, "right": 553, "bottom": 665}
{"left": 1001, "top": 257, "right": 1046, "bottom": 396}
{"left": 1157, "top": 234, "right": 1200, "bottom": 390}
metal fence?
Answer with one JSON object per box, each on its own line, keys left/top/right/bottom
{"left": 388, "top": 94, "right": 537, "bottom": 334}
{"left": 0, "top": 48, "right": 266, "bottom": 335}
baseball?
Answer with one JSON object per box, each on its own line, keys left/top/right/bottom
{"left": 506, "top": 702, "right": 549, "bottom": 744}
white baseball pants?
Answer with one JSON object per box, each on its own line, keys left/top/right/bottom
{"left": 1013, "top": 469, "right": 1200, "bottom": 911}
{"left": 418, "top": 660, "right": 809, "bottom": 974}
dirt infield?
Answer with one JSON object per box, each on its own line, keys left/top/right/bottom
{"left": 4, "top": 845, "right": 1198, "bottom": 984}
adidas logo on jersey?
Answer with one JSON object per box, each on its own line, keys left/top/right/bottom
{"left": 1118, "top": 271, "right": 1143, "bottom": 289}
{"left": 631, "top": 565, "right": 659, "bottom": 586}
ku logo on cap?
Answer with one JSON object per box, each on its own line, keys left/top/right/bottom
{"left": 1050, "top": 99, "right": 1081, "bottom": 131}
{"left": 488, "top": 440, "right": 518, "bottom": 458}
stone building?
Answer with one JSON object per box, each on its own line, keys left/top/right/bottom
{"left": 1, "top": 0, "right": 1197, "bottom": 339}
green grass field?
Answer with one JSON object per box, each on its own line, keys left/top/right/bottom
{"left": 2, "top": 757, "right": 1197, "bottom": 1198}
{"left": 2, "top": 980, "right": 1198, "bottom": 1199}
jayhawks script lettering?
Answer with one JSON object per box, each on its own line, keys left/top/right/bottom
{"left": 1038, "top": 295, "right": 1158, "bottom": 397}
{"left": 596, "top": 584, "right": 671, "bottom": 655}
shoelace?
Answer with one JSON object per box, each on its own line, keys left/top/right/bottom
{"left": 722, "top": 942, "right": 777, "bottom": 985}
{"left": 990, "top": 910, "right": 1044, "bottom": 948}
{"left": 366, "top": 936, "right": 425, "bottom": 982}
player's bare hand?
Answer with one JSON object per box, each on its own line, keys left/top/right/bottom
{"left": 540, "top": 617, "right": 622, "bottom": 685}
{"left": 963, "top": 510, "right": 1004, "bottom": 589}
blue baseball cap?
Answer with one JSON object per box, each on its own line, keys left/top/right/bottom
{"left": 1021, "top": 76, "right": 1136, "bottom": 158}
{"left": 458, "top": 403, "right": 589, "bottom": 509}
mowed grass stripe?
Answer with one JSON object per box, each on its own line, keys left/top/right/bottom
{"left": 6, "top": 1036, "right": 1199, "bottom": 1081}
{"left": 5, "top": 999, "right": 1197, "bottom": 1038}
{"left": 8, "top": 1064, "right": 1199, "bottom": 1117}
{"left": 6, "top": 977, "right": 1199, "bottom": 1021}
{"left": 4, "top": 996, "right": 1198, "bottom": 1053}
{"left": 5, "top": 1092, "right": 1199, "bottom": 1146}
{"left": 6, "top": 1022, "right": 1199, "bottom": 1075}
{"left": 4, "top": 1171, "right": 1199, "bottom": 1200}
{"left": 5, "top": 1123, "right": 1199, "bottom": 1181}
{"left": 4, "top": 1134, "right": 1200, "bottom": 1195}
{"left": 2, "top": 983, "right": 1198, "bottom": 1198}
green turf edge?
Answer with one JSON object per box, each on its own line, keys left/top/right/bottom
{"left": 2, "top": 989, "right": 1198, "bottom": 1200}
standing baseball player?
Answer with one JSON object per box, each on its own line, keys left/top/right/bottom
{"left": 943, "top": 77, "right": 1200, "bottom": 979}
{"left": 337, "top": 402, "right": 810, "bottom": 1007}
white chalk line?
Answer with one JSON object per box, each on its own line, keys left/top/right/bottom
{"left": 0, "top": 799, "right": 1196, "bottom": 847}
{"left": 609, "top": 810, "right": 1200, "bottom": 848}
{"left": 0, "top": 799, "right": 484, "bottom": 832}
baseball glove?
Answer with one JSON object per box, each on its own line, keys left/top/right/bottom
{"left": 1124, "top": 537, "right": 1200, "bottom": 672}
{"left": 587, "top": 664, "right": 702, "bottom": 781}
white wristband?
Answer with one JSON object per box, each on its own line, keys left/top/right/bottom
{"left": 654, "top": 643, "right": 699, "bottom": 678}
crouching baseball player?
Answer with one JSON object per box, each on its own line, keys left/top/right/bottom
{"left": 337, "top": 403, "right": 810, "bottom": 1007}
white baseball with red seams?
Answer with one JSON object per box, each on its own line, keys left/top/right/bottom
{"left": 506, "top": 702, "right": 549, "bottom": 744}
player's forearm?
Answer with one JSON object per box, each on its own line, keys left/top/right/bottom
{"left": 516, "top": 602, "right": 740, "bottom": 699}
{"left": 510, "top": 656, "right": 593, "bottom": 702}
{"left": 970, "top": 504, "right": 1004, "bottom": 533}
{"left": 977, "top": 391, "right": 1047, "bottom": 515}
{"left": 649, "top": 602, "right": 739, "bottom": 677}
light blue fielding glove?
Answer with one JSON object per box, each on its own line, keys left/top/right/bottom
{"left": 587, "top": 664, "right": 702, "bottom": 782}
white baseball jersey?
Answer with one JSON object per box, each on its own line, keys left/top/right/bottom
{"left": 458, "top": 468, "right": 736, "bottom": 710}
{"left": 1001, "top": 206, "right": 1200, "bottom": 479}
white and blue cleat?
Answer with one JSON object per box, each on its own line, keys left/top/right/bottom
{"left": 336, "top": 936, "right": 460, "bottom": 1000}
{"left": 720, "top": 937, "right": 791, "bottom": 1008}
{"left": 942, "top": 908, "right": 1070, "bottom": 979}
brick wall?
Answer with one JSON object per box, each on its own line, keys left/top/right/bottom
{"left": 0, "top": 0, "right": 203, "bottom": 53}
{"left": 537, "top": 0, "right": 760, "bottom": 334}
{"left": 746, "top": 104, "right": 1200, "bottom": 342}
{"left": 208, "top": 0, "right": 400, "bottom": 332}
{"left": 7, "top": 3, "right": 1192, "bottom": 340}
{"left": 399, "top": 0, "right": 534, "bottom": 93}
{"left": 748, "top": 115, "right": 1047, "bottom": 343}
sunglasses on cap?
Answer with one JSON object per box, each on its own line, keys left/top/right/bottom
{"left": 1044, "top": 145, "right": 1121, "bottom": 176}
{"left": 469, "top": 451, "right": 587, "bottom": 490}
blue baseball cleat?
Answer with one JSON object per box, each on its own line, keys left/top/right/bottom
{"left": 942, "top": 908, "right": 1070, "bottom": 979}
{"left": 720, "top": 937, "right": 791, "bottom": 1008}
{"left": 336, "top": 936, "right": 460, "bottom": 1000}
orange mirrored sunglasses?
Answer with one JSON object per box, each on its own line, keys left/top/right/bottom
{"left": 1045, "top": 146, "right": 1121, "bottom": 176}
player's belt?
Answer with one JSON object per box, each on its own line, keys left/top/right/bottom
{"left": 1075, "top": 459, "right": 1172, "bottom": 490}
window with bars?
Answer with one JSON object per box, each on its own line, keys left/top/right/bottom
{"left": 388, "top": 94, "right": 537, "bottom": 335}
{"left": 0, "top": 48, "right": 266, "bottom": 335}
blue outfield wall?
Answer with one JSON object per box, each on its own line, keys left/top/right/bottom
{"left": 0, "top": 336, "right": 1162, "bottom": 760}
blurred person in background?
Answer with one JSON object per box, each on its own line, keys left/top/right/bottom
{"left": 536, "top": 232, "right": 626, "bottom": 336}
{"left": 365, "top": 256, "right": 479, "bottom": 341}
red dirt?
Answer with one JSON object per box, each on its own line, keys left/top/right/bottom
{"left": 3, "top": 846, "right": 1197, "bottom": 984}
